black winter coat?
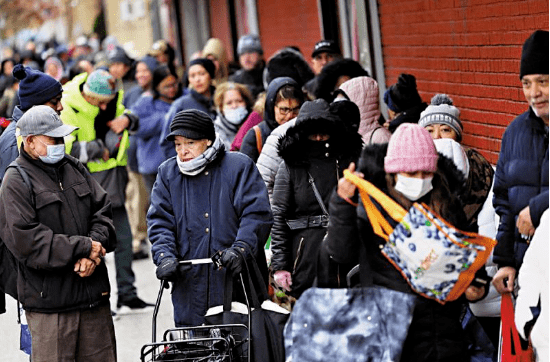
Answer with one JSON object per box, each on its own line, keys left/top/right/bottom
{"left": 323, "top": 143, "right": 477, "bottom": 362}
{"left": 270, "top": 101, "right": 362, "bottom": 298}
{"left": 0, "top": 149, "right": 116, "bottom": 313}
{"left": 388, "top": 102, "right": 427, "bottom": 133}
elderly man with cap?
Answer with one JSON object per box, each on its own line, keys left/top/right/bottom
{"left": 0, "top": 105, "right": 117, "bottom": 361}
{"left": 148, "top": 109, "right": 272, "bottom": 327}
{"left": 310, "top": 39, "right": 342, "bottom": 75}
{"left": 492, "top": 30, "right": 549, "bottom": 296}
{"left": 60, "top": 69, "right": 154, "bottom": 314}
{"left": 230, "top": 34, "right": 265, "bottom": 99}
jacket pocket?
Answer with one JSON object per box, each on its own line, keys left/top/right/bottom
{"left": 35, "top": 192, "right": 62, "bottom": 210}
{"left": 72, "top": 182, "right": 91, "bottom": 198}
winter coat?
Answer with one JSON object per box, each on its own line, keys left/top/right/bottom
{"left": 388, "top": 102, "right": 427, "bottom": 133}
{"left": 240, "top": 77, "right": 298, "bottom": 162}
{"left": 339, "top": 76, "right": 391, "bottom": 144}
{"left": 0, "top": 105, "right": 23, "bottom": 181}
{"left": 148, "top": 147, "right": 272, "bottom": 327}
{"left": 493, "top": 108, "right": 549, "bottom": 269}
{"left": 123, "top": 85, "right": 146, "bottom": 109}
{"left": 323, "top": 143, "right": 482, "bottom": 361}
{"left": 229, "top": 62, "right": 265, "bottom": 99}
{"left": 0, "top": 150, "right": 116, "bottom": 313}
{"left": 159, "top": 88, "right": 216, "bottom": 160}
{"left": 256, "top": 118, "right": 297, "bottom": 203}
{"left": 230, "top": 110, "right": 262, "bottom": 151}
{"left": 61, "top": 72, "right": 137, "bottom": 208}
{"left": 131, "top": 95, "right": 172, "bottom": 175}
{"left": 270, "top": 100, "right": 362, "bottom": 298}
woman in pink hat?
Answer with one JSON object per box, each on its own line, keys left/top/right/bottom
{"left": 322, "top": 123, "right": 491, "bottom": 361}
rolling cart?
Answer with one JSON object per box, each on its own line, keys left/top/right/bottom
{"left": 140, "top": 258, "right": 251, "bottom": 362}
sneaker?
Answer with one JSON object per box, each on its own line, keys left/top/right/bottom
{"left": 132, "top": 249, "right": 149, "bottom": 260}
{"left": 116, "top": 297, "right": 154, "bottom": 315}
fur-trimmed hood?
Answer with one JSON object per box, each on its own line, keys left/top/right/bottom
{"left": 277, "top": 99, "right": 363, "bottom": 166}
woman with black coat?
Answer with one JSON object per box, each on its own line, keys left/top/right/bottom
{"left": 323, "top": 123, "right": 490, "bottom": 361}
{"left": 270, "top": 99, "right": 362, "bottom": 299}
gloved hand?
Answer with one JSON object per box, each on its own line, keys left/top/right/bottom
{"left": 219, "top": 246, "right": 245, "bottom": 276}
{"left": 156, "top": 258, "right": 179, "bottom": 281}
{"left": 273, "top": 270, "right": 292, "bottom": 292}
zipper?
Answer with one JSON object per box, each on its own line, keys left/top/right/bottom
{"left": 292, "top": 237, "right": 305, "bottom": 274}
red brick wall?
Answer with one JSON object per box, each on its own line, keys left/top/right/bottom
{"left": 256, "top": 0, "right": 321, "bottom": 62}
{"left": 378, "top": 0, "right": 549, "bottom": 163}
{"left": 209, "top": 0, "right": 234, "bottom": 61}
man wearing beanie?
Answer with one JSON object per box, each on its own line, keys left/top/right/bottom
{"left": 0, "top": 105, "right": 117, "bottom": 361}
{"left": 230, "top": 34, "right": 265, "bottom": 99}
{"left": 492, "top": 30, "right": 549, "bottom": 297}
{"left": 148, "top": 109, "right": 272, "bottom": 328}
{"left": 60, "top": 69, "right": 154, "bottom": 314}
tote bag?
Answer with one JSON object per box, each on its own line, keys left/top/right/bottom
{"left": 284, "top": 286, "right": 416, "bottom": 362}
{"left": 344, "top": 170, "right": 496, "bottom": 304}
{"left": 500, "top": 293, "right": 535, "bottom": 362}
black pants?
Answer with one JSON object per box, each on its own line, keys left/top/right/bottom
{"left": 113, "top": 206, "right": 137, "bottom": 301}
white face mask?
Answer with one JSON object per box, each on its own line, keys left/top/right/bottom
{"left": 37, "top": 139, "right": 66, "bottom": 164}
{"left": 223, "top": 106, "right": 248, "bottom": 125}
{"left": 395, "top": 174, "right": 433, "bottom": 201}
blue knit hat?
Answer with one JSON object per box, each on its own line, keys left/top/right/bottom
{"left": 138, "top": 55, "right": 159, "bottom": 72}
{"left": 13, "top": 64, "right": 63, "bottom": 111}
{"left": 83, "top": 69, "right": 118, "bottom": 101}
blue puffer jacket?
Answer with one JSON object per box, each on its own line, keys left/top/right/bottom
{"left": 131, "top": 95, "right": 172, "bottom": 175}
{"left": 493, "top": 108, "right": 549, "bottom": 268}
{"left": 148, "top": 149, "right": 272, "bottom": 327}
{"left": 159, "top": 88, "right": 215, "bottom": 160}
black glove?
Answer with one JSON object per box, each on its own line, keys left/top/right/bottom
{"left": 220, "top": 247, "right": 245, "bottom": 276}
{"left": 156, "top": 258, "right": 178, "bottom": 281}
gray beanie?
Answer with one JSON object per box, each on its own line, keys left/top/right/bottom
{"left": 418, "top": 94, "right": 463, "bottom": 141}
{"left": 237, "top": 34, "right": 263, "bottom": 56}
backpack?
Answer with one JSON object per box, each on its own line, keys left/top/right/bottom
{"left": 0, "top": 160, "right": 33, "bottom": 299}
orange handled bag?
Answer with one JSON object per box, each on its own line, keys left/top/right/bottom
{"left": 500, "top": 293, "right": 535, "bottom": 362}
{"left": 344, "top": 170, "right": 496, "bottom": 304}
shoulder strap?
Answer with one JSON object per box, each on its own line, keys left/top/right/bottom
{"left": 253, "top": 125, "right": 263, "bottom": 154}
{"left": 308, "top": 172, "right": 329, "bottom": 216}
{"left": 368, "top": 126, "right": 382, "bottom": 145}
{"left": 7, "top": 160, "right": 34, "bottom": 205}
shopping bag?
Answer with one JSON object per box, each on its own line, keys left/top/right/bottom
{"left": 19, "top": 304, "right": 31, "bottom": 355}
{"left": 500, "top": 293, "right": 534, "bottom": 362}
{"left": 344, "top": 170, "right": 496, "bottom": 304}
{"left": 205, "top": 251, "right": 290, "bottom": 362}
{"left": 284, "top": 286, "right": 416, "bottom": 362}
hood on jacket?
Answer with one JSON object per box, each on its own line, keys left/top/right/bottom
{"left": 277, "top": 99, "right": 362, "bottom": 166}
{"left": 264, "top": 76, "right": 300, "bottom": 130}
{"left": 264, "top": 47, "right": 314, "bottom": 89}
{"left": 339, "top": 76, "right": 381, "bottom": 137}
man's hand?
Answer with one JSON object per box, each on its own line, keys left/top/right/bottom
{"left": 89, "top": 240, "right": 106, "bottom": 264}
{"left": 74, "top": 258, "right": 97, "bottom": 277}
{"left": 492, "top": 266, "right": 516, "bottom": 294}
{"left": 107, "top": 115, "right": 130, "bottom": 134}
{"left": 516, "top": 205, "right": 535, "bottom": 239}
{"left": 337, "top": 162, "right": 363, "bottom": 200}
{"left": 102, "top": 148, "right": 110, "bottom": 161}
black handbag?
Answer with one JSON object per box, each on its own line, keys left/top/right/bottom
{"left": 205, "top": 250, "right": 290, "bottom": 362}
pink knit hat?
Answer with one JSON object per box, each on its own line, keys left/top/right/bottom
{"left": 384, "top": 123, "right": 438, "bottom": 173}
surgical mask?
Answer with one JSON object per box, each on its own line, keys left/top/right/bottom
{"left": 394, "top": 174, "right": 433, "bottom": 201}
{"left": 224, "top": 106, "right": 248, "bottom": 125}
{"left": 37, "top": 139, "right": 65, "bottom": 164}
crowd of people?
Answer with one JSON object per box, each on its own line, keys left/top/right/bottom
{"left": 0, "top": 28, "right": 547, "bottom": 362}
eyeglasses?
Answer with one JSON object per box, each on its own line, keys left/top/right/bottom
{"left": 276, "top": 105, "right": 300, "bottom": 115}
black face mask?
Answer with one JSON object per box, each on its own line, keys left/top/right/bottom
{"left": 305, "top": 139, "right": 331, "bottom": 159}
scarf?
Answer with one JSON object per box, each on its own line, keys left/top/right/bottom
{"left": 176, "top": 136, "right": 225, "bottom": 176}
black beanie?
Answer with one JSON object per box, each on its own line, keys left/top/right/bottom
{"left": 167, "top": 109, "right": 215, "bottom": 141}
{"left": 520, "top": 30, "right": 549, "bottom": 79}
{"left": 189, "top": 58, "right": 216, "bottom": 80}
{"left": 13, "top": 64, "right": 63, "bottom": 111}
{"left": 386, "top": 73, "right": 422, "bottom": 113}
